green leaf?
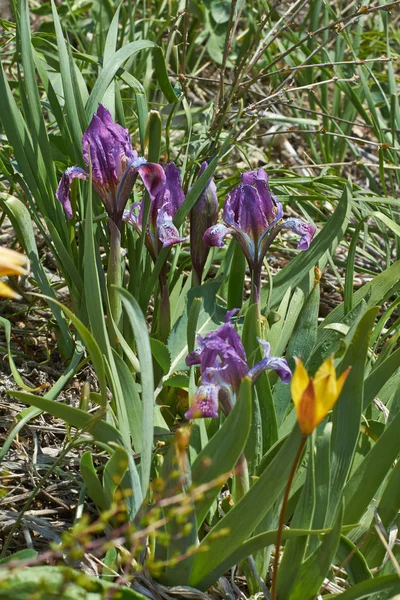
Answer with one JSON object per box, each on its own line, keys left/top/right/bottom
{"left": 7, "top": 391, "right": 123, "bottom": 447}
{"left": 111, "top": 350, "right": 143, "bottom": 452}
{"left": 337, "top": 536, "right": 372, "bottom": 584}
{"left": 191, "top": 377, "right": 253, "bottom": 525}
{"left": 288, "top": 502, "right": 343, "bottom": 600}
{"left": 153, "top": 47, "right": 179, "bottom": 103}
{"left": 227, "top": 240, "right": 246, "bottom": 310}
{"left": 0, "top": 549, "right": 37, "bottom": 565}
{"left": 363, "top": 347, "right": 400, "bottom": 410}
{"left": 103, "top": 444, "right": 129, "bottom": 508}
{"left": 329, "top": 575, "right": 400, "bottom": 599}
{"left": 150, "top": 338, "right": 171, "bottom": 374}
{"left": 38, "top": 295, "right": 108, "bottom": 407}
{"left": 3, "top": 196, "right": 74, "bottom": 357}
{"left": 327, "top": 308, "right": 379, "bottom": 524}
{"left": 268, "top": 184, "right": 350, "bottom": 309}
{"left": 118, "top": 288, "right": 154, "bottom": 495}
{"left": 146, "top": 110, "right": 162, "bottom": 163}
{"left": 277, "top": 438, "right": 316, "bottom": 598}
{"left": 0, "top": 566, "right": 147, "bottom": 600}
{"left": 342, "top": 408, "right": 400, "bottom": 525}
{"left": 189, "top": 425, "right": 303, "bottom": 589}
{"left": 86, "top": 41, "right": 158, "bottom": 119}
{"left": 101, "top": 2, "right": 122, "bottom": 117}
{"left": 316, "top": 259, "right": 400, "bottom": 361}
{"left": 80, "top": 451, "right": 106, "bottom": 511}
{"left": 51, "top": 0, "right": 85, "bottom": 158}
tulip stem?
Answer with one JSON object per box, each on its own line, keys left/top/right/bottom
{"left": 270, "top": 434, "right": 307, "bottom": 600}
{"left": 107, "top": 218, "right": 122, "bottom": 343}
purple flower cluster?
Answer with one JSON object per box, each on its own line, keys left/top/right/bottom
{"left": 56, "top": 104, "right": 316, "bottom": 270}
{"left": 185, "top": 311, "right": 291, "bottom": 419}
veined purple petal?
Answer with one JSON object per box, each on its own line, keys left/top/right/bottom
{"left": 254, "top": 168, "right": 276, "bottom": 222}
{"left": 156, "top": 205, "right": 187, "bottom": 248}
{"left": 248, "top": 339, "right": 292, "bottom": 384}
{"left": 197, "top": 338, "right": 248, "bottom": 392}
{"left": 185, "top": 383, "right": 220, "bottom": 419}
{"left": 136, "top": 163, "right": 166, "bottom": 201}
{"left": 237, "top": 184, "right": 269, "bottom": 245}
{"left": 159, "top": 162, "right": 185, "bottom": 213}
{"left": 186, "top": 347, "right": 202, "bottom": 367}
{"left": 56, "top": 166, "right": 88, "bottom": 219}
{"left": 203, "top": 223, "right": 233, "bottom": 247}
{"left": 223, "top": 186, "right": 241, "bottom": 225}
{"left": 83, "top": 111, "right": 121, "bottom": 187}
{"left": 95, "top": 104, "right": 133, "bottom": 164}
{"left": 282, "top": 219, "right": 316, "bottom": 250}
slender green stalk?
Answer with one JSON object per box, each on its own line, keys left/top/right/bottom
{"left": 107, "top": 218, "right": 122, "bottom": 339}
{"left": 271, "top": 435, "right": 307, "bottom": 600}
{"left": 157, "top": 270, "right": 171, "bottom": 343}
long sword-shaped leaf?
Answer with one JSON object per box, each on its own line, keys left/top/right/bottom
{"left": 118, "top": 288, "right": 154, "bottom": 495}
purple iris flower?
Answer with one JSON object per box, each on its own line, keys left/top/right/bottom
{"left": 123, "top": 162, "right": 187, "bottom": 259}
{"left": 190, "top": 162, "right": 219, "bottom": 285}
{"left": 56, "top": 104, "right": 165, "bottom": 227}
{"left": 185, "top": 311, "right": 291, "bottom": 419}
{"left": 203, "top": 168, "right": 316, "bottom": 303}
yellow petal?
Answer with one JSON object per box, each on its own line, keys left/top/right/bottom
{"left": 312, "top": 357, "right": 348, "bottom": 428}
{"left": 297, "top": 380, "right": 317, "bottom": 435}
{"left": 314, "top": 354, "right": 335, "bottom": 381}
{"left": 291, "top": 357, "right": 310, "bottom": 410}
{"left": 0, "top": 280, "right": 20, "bottom": 299}
{"left": 0, "top": 246, "right": 28, "bottom": 277}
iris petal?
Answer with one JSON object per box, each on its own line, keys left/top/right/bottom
{"left": 248, "top": 339, "right": 292, "bottom": 384}
{"left": 56, "top": 166, "right": 88, "bottom": 218}
{"left": 281, "top": 218, "right": 316, "bottom": 250}
{"left": 156, "top": 205, "right": 187, "bottom": 248}
{"left": 185, "top": 383, "right": 220, "bottom": 419}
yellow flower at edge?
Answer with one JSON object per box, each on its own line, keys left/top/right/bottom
{"left": 0, "top": 246, "right": 29, "bottom": 299}
{"left": 291, "top": 355, "right": 350, "bottom": 436}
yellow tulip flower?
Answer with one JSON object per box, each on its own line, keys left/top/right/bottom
{"left": 0, "top": 246, "right": 28, "bottom": 299}
{"left": 291, "top": 355, "right": 350, "bottom": 436}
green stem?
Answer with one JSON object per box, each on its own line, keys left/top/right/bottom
{"left": 107, "top": 218, "right": 122, "bottom": 342}
{"left": 157, "top": 271, "right": 171, "bottom": 343}
{"left": 271, "top": 435, "right": 307, "bottom": 600}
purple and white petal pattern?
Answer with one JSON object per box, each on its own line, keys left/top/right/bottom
{"left": 203, "top": 224, "right": 233, "bottom": 248}
{"left": 185, "top": 383, "right": 220, "bottom": 419}
{"left": 281, "top": 219, "right": 316, "bottom": 250}
{"left": 156, "top": 205, "right": 187, "bottom": 248}
{"left": 248, "top": 339, "right": 292, "bottom": 384}
{"left": 56, "top": 166, "right": 88, "bottom": 219}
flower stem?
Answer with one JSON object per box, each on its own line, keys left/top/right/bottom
{"left": 270, "top": 435, "right": 307, "bottom": 600}
{"left": 251, "top": 264, "right": 261, "bottom": 314}
{"left": 157, "top": 271, "right": 171, "bottom": 343}
{"left": 107, "top": 218, "right": 122, "bottom": 342}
